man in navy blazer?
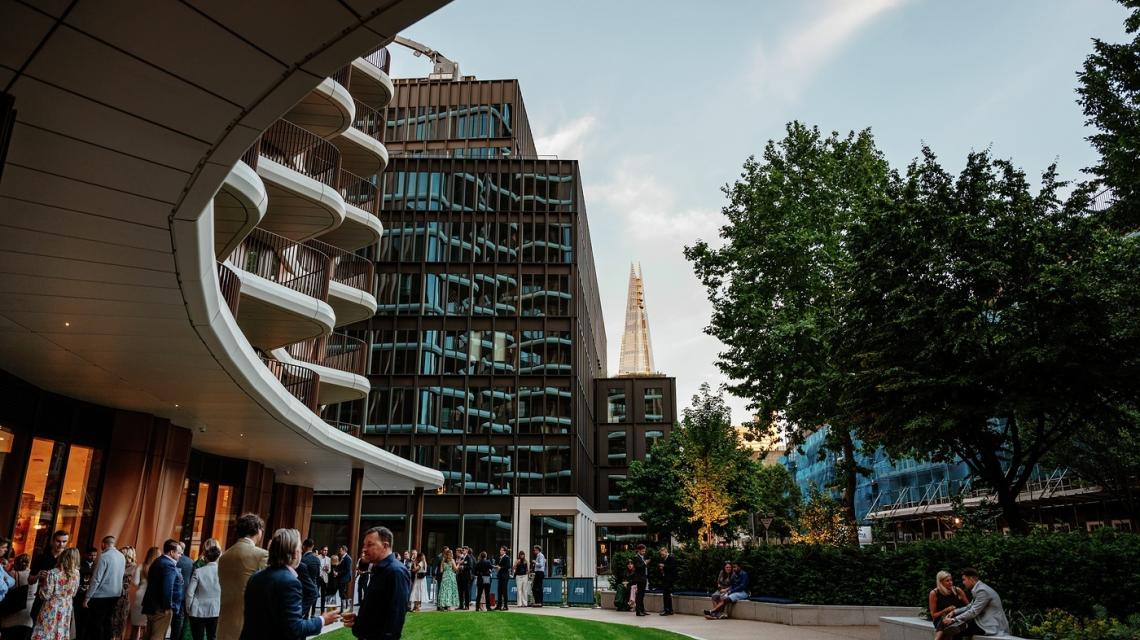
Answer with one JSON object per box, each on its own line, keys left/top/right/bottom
{"left": 141, "top": 539, "right": 184, "bottom": 640}
{"left": 240, "top": 529, "right": 339, "bottom": 640}
{"left": 298, "top": 538, "right": 323, "bottom": 617}
{"left": 344, "top": 526, "right": 409, "bottom": 640}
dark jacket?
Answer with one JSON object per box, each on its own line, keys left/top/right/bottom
{"left": 474, "top": 559, "right": 493, "bottom": 579}
{"left": 239, "top": 565, "right": 322, "bottom": 640}
{"left": 729, "top": 569, "right": 750, "bottom": 594}
{"left": 631, "top": 554, "right": 648, "bottom": 583}
{"left": 337, "top": 556, "right": 353, "bottom": 586}
{"left": 496, "top": 554, "right": 511, "bottom": 578}
{"left": 351, "top": 554, "right": 409, "bottom": 640}
{"left": 457, "top": 555, "right": 473, "bottom": 578}
{"left": 658, "top": 554, "right": 677, "bottom": 584}
{"left": 142, "top": 555, "right": 184, "bottom": 615}
{"left": 297, "top": 552, "right": 322, "bottom": 607}
{"left": 177, "top": 553, "right": 194, "bottom": 596}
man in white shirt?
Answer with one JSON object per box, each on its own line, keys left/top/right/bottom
{"left": 318, "top": 546, "right": 332, "bottom": 610}
{"left": 83, "top": 535, "right": 126, "bottom": 640}
{"left": 530, "top": 546, "right": 546, "bottom": 607}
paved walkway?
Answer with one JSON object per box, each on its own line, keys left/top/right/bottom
{"left": 507, "top": 605, "right": 879, "bottom": 640}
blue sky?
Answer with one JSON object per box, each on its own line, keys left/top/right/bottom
{"left": 390, "top": 0, "right": 1130, "bottom": 423}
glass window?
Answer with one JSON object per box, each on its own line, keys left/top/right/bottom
{"left": 607, "top": 431, "right": 627, "bottom": 465}
{"left": 531, "top": 515, "right": 573, "bottom": 577}
{"left": 606, "top": 387, "right": 626, "bottom": 423}
{"left": 645, "top": 431, "right": 665, "bottom": 461}
{"left": 211, "top": 485, "right": 235, "bottom": 551}
{"left": 607, "top": 475, "right": 627, "bottom": 511}
{"left": 13, "top": 438, "right": 102, "bottom": 558}
{"left": 643, "top": 387, "right": 664, "bottom": 423}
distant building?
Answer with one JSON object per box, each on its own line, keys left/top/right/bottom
{"left": 617, "top": 264, "right": 655, "bottom": 376}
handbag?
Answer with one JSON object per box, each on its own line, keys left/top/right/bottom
{"left": 0, "top": 573, "right": 30, "bottom": 617}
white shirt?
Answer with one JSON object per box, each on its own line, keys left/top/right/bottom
{"left": 532, "top": 552, "right": 546, "bottom": 573}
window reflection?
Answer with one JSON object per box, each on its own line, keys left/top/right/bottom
{"left": 13, "top": 439, "right": 101, "bottom": 558}
{"left": 644, "top": 387, "right": 664, "bottom": 423}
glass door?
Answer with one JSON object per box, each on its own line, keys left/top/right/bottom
{"left": 12, "top": 438, "right": 103, "bottom": 557}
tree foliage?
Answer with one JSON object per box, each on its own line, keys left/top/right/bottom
{"left": 791, "top": 484, "right": 852, "bottom": 546}
{"left": 1077, "top": 0, "right": 1140, "bottom": 232}
{"left": 685, "top": 123, "right": 891, "bottom": 543}
{"left": 753, "top": 463, "right": 801, "bottom": 539}
{"left": 837, "top": 148, "right": 1140, "bottom": 532}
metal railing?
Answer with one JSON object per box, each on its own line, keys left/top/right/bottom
{"left": 286, "top": 333, "right": 368, "bottom": 377}
{"left": 259, "top": 119, "right": 340, "bottom": 189}
{"left": 353, "top": 99, "right": 384, "bottom": 141}
{"left": 330, "top": 65, "right": 351, "bottom": 91}
{"left": 338, "top": 169, "right": 380, "bottom": 216}
{"left": 261, "top": 356, "right": 320, "bottom": 412}
{"left": 217, "top": 262, "right": 241, "bottom": 316}
{"left": 326, "top": 419, "right": 361, "bottom": 438}
{"left": 304, "top": 237, "right": 375, "bottom": 293}
{"left": 227, "top": 227, "right": 331, "bottom": 302}
{"left": 240, "top": 136, "right": 260, "bottom": 171}
{"left": 362, "top": 46, "right": 391, "bottom": 74}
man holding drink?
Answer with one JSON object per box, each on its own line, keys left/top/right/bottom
{"left": 342, "top": 526, "right": 409, "bottom": 640}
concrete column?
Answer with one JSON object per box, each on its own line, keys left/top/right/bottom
{"left": 411, "top": 487, "right": 424, "bottom": 553}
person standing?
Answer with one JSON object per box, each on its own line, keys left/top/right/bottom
{"left": 238, "top": 529, "right": 338, "bottom": 640}
{"left": 455, "top": 548, "right": 472, "bottom": 611}
{"left": 29, "top": 530, "right": 69, "bottom": 622}
{"left": 140, "top": 540, "right": 184, "bottom": 640}
{"left": 512, "top": 552, "right": 528, "bottom": 609}
{"left": 317, "top": 546, "right": 331, "bottom": 612}
{"left": 656, "top": 547, "right": 676, "bottom": 616}
{"left": 529, "top": 546, "right": 546, "bottom": 608}
{"left": 354, "top": 553, "right": 370, "bottom": 609}
{"left": 83, "top": 535, "right": 126, "bottom": 640}
{"left": 129, "top": 547, "right": 160, "bottom": 640}
{"left": 217, "top": 513, "right": 268, "bottom": 640}
{"left": 630, "top": 544, "right": 648, "bottom": 617}
{"left": 494, "top": 547, "right": 510, "bottom": 611}
{"left": 408, "top": 551, "right": 426, "bottom": 613}
{"left": 434, "top": 549, "right": 458, "bottom": 611}
{"left": 336, "top": 548, "right": 352, "bottom": 612}
{"left": 185, "top": 547, "right": 222, "bottom": 640}
{"left": 297, "top": 539, "right": 322, "bottom": 618}
{"left": 472, "top": 552, "right": 492, "bottom": 612}
{"left": 342, "top": 527, "right": 409, "bottom": 640}
{"left": 1, "top": 553, "right": 33, "bottom": 640}
{"left": 168, "top": 542, "right": 194, "bottom": 640}
{"left": 74, "top": 547, "right": 97, "bottom": 638}
{"left": 0, "top": 537, "right": 15, "bottom": 612}
{"left": 31, "top": 547, "right": 80, "bottom": 640}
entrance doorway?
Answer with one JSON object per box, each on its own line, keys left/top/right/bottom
{"left": 11, "top": 437, "right": 104, "bottom": 557}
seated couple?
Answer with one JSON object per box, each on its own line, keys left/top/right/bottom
{"left": 703, "top": 560, "right": 749, "bottom": 620}
{"left": 930, "top": 568, "right": 1010, "bottom": 638}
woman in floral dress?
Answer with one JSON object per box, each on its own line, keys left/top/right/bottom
{"left": 435, "top": 548, "right": 459, "bottom": 611}
{"left": 111, "top": 546, "right": 136, "bottom": 639}
{"left": 32, "top": 547, "right": 79, "bottom": 640}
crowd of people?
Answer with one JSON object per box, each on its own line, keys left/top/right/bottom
{"left": 391, "top": 544, "right": 548, "bottom": 612}
{"left": 0, "top": 515, "right": 412, "bottom": 640}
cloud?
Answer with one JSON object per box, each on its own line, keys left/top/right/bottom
{"left": 534, "top": 114, "right": 597, "bottom": 160}
{"left": 753, "top": 0, "right": 908, "bottom": 101}
{"left": 590, "top": 155, "right": 723, "bottom": 240}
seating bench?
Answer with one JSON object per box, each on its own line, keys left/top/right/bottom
{"left": 609, "top": 592, "right": 919, "bottom": 626}
{"left": 879, "top": 616, "right": 1025, "bottom": 640}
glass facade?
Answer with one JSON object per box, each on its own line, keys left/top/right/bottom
{"left": 606, "top": 387, "right": 626, "bottom": 423}
{"left": 12, "top": 438, "right": 103, "bottom": 558}
{"left": 643, "top": 387, "right": 663, "bottom": 423}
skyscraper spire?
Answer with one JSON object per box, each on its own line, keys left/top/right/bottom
{"left": 618, "top": 263, "right": 655, "bottom": 376}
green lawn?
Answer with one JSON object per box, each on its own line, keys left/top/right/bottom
{"left": 318, "top": 611, "right": 690, "bottom": 639}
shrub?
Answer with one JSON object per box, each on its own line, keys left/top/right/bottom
{"left": 1028, "top": 608, "right": 1140, "bottom": 640}
{"left": 672, "top": 530, "right": 1140, "bottom": 623}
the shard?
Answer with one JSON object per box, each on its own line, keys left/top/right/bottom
{"left": 618, "top": 263, "right": 656, "bottom": 375}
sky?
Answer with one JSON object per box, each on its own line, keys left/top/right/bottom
{"left": 389, "top": 0, "right": 1130, "bottom": 424}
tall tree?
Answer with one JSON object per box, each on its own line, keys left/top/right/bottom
{"left": 1077, "top": 0, "right": 1140, "bottom": 232}
{"left": 838, "top": 148, "right": 1140, "bottom": 532}
{"left": 685, "top": 123, "right": 891, "bottom": 543}
{"left": 753, "top": 463, "right": 801, "bottom": 540}
{"left": 619, "top": 384, "right": 763, "bottom": 544}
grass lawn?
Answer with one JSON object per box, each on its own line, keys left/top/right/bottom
{"left": 317, "top": 611, "right": 690, "bottom": 639}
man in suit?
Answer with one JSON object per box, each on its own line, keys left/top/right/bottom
{"left": 343, "top": 526, "right": 410, "bottom": 640}
{"left": 495, "top": 546, "right": 511, "bottom": 611}
{"left": 83, "top": 534, "right": 126, "bottom": 640}
{"left": 298, "top": 538, "right": 323, "bottom": 617}
{"left": 530, "top": 546, "right": 546, "bottom": 607}
{"left": 169, "top": 541, "right": 194, "bottom": 640}
{"left": 141, "top": 539, "right": 185, "bottom": 640}
{"left": 656, "top": 546, "right": 676, "bottom": 616}
{"left": 456, "top": 547, "right": 473, "bottom": 610}
{"left": 631, "top": 544, "right": 649, "bottom": 617}
{"left": 217, "top": 513, "right": 269, "bottom": 640}
{"left": 337, "top": 546, "right": 353, "bottom": 611}
{"left": 943, "top": 568, "right": 1011, "bottom": 637}
{"left": 240, "top": 528, "right": 338, "bottom": 640}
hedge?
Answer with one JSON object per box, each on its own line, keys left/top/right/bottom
{"left": 671, "top": 530, "right": 1140, "bottom": 622}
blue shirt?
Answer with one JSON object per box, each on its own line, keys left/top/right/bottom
{"left": 351, "top": 553, "right": 410, "bottom": 640}
{"left": 532, "top": 553, "right": 546, "bottom": 573}
{"left": 0, "top": 568, "right": 14, "bottom": 601}
{"left": 729, "top": 569, "right": 750, "bottom": 594}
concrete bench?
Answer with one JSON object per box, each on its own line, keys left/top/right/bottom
{"left": 608, "top": 591, "right": 920, "bottom": 626}
{"left": 879, "top": 616, "right": 1025, "bottom": 640}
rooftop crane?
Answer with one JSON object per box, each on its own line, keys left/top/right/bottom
{"left": 391, "top": 35, "right": 461, "bottom": 81}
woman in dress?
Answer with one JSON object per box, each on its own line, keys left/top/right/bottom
{"left": 0, "top": 554, "right": 34, "bottom": 640}
{"left": 929, "top": 571, "right": 969, "bottom": 640}
{"left": 31, "top": 547, "right": 79, "bottom": 640}
{"left": 408, "top": 551, "right": 427, "bottom": 612}
{"left": 435, "top": 548, "right": 459, "bottom": 611}
{"left": 473, "top": 552, "right": 493, "bottom": 612}
{"left": 111, "top": 546, "right": 135, "bottom": 640}
{"left": 512, "top": 551, "right": 528, "bottom": 608}
{"left": 128, "top": 547, "right": 159, "bottom": 640}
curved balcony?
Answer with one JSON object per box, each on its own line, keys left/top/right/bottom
{"left": 217, "top": 262, "right": 241, "bottom": 317}
{"left": 327, "top": 420, "right": 362, "bottom": 439}
{"left": 351, "top": 47, "right": 394, "bottom": 111}
{"left": 227, "top": 228, "right": 334, "bottom": 350}
{"left": 317, "top": 170, "right": 383, "bottom": 251}
{"left": 214, "top": 144, "right": 268, "bottom": 260}
{"left": 332, "top": 99, "right": 388, "bottom": 177}
{"left": 256, "top": 120, "right": 346, "bottom": 242}
{"left": 305, "top": 238, "right": 377, "bottom": 326}
{"left": 283, "top": 66, "right": 354, "bottom": 138}
{"left": 260, "top": 356, "right": 320, "bottom": 412}
{"left": 274, "top": 333, "right": 369, "bottom": 405}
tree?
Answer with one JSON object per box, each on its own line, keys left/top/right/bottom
{"left": 838, "top": 148, "right": 1140, "bottom": 533}
{"left": 619, "top": 384, "right": 764, "bottom": 544}
{"left": 685, "top": 123, "right": 891, "bottom": 543}
{"left": 1047, "top": 423, "right": 1140, "bottom": 526}
{"left": 791, "top": 484, "right": 852, "bottom": 546}
{"left": 1077, "top": 0, "right": 1140, "bottom": 232}
{"left": 753, "top": 463, "right": 801, "bottom": 539}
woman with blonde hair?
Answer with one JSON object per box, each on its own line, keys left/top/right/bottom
{"left": 435, "top": 548, "right": 459, "bottom": 611}
{"left": 929, "top": 570, "right": 969, "bottom": 640}
{"left": 408, "top": 550, "right": 427, "bottom": 612}
{"left": 31, "top": 547, "right": 80, "bottom": 639}
{"left": 128, "top": 547, "right": 159, "bottom": 640}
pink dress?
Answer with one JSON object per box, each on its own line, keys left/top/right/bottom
{"left": 31, "top": 568, "right": 78, "bottom": 640}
